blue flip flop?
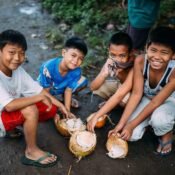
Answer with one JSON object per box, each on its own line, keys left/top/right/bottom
{"left": 21, "top": 152, "right": 59, "bottom": 168}
{"left": 155, "top": 139, "right": 173, "bottom": 156}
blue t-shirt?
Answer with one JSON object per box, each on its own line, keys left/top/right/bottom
{"left": 37, "top": 57, "right": 81, "bottom": 95}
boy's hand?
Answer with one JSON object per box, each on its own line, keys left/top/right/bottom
{"left": 120, "top": 123, "right": 134, "bottom": 141}
{"left": 67, "top": 111, "right": 76, "bottom": 119}
{"left": 87, "top": 117, "right": 98, "bottom": 132}
{"left": 101, "top": 59, "right": 113, "bottom": 77}
{"left": 41, "top": 95, "right": 52, "bottom": 111}
{"left": 58, "top": 103, "right": 69, "bottom": 118}
{"left": 108, "top": 122, "right": 124, "bottom": 137}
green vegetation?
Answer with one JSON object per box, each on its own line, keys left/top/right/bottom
{"left": 41, "top": 0, "right": 175, "bottom": 69}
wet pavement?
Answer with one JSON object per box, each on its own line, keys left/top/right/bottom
{"left": 0, "top": 0, "right": 175, "bottom": 175}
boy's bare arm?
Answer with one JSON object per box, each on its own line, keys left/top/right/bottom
{"left": 87, "top": 68, "right": 133, "bottom": 132}
{"left": 117, "top": 56, "right": 144, "bottom": 127}
{"left": 90, "top": 59, "right": 111, "bottom": 91}
{"left": 4, "top": 94, "right": 51, "bottom": 112}
{"left": 64, "top": 88, "right": 72, "bottom": 111}
{"left": 40, "top": 89, "right": 70, "bottom": 117}
{"left": 93, "top": 68, "right": 133, "bottom": 120}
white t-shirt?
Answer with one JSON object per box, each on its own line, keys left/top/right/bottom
{"left": 0, "top": 66, "right": 43, "bottom": 137}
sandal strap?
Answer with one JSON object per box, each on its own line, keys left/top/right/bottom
{"left": 158, "top": 139, "right": 173, "bottom": 148}
{"left": 36, "top": 152, "right": 53, "bottom": 163}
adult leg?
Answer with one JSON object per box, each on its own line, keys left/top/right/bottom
{"left": 126, "top": 23, "right": 150, "bottom": 50}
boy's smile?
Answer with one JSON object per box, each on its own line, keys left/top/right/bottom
{"left": 61, "top": 48, "right": 84, "bottom": 70}
{"left": 147, "top": 43, "right": 174, "bottom": 70}
{"left": 0, "top": 44, "right": 25, "bottom": 76}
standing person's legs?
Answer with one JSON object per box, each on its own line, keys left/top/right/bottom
{"left": 149, "top": 98, "right": 175, "bottom": 155}
{"left": 126, "top": 23, "right": 150, "bottom": 51}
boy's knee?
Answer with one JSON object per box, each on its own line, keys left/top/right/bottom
{"left": 150, "top": 112, "right": 174, "bottom": 136}
{"left": 150, "top": 111, "right": 169, "bottom": 129}
{"left": 129, "top": 127, "right": 145, "bottom": 141}
{"left": 21, "top": 105, "right": 39, "bottom": 120}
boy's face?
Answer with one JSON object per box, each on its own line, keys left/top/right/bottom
{"left": 108, "top": 44, "right": 130, "bottom": 63}
{"left": 147, "top": 43, "right": 174, "bottom": 70}
{"left": 0, "top": 44, "right": 25, "bottom": 76}
{"left": 62, "top": 48, "right": 84, "bottom": 70}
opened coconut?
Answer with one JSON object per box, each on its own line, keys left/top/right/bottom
{"left": 106, "top": 134, "right": 128, "bottom": 158}
{"left": 69, "top": 130, "right": 97, "bottom": 160}
{"left": 55, "top": 118, "right": 86, "bottom": 136}
{"left": 86, "top": 113, "right": 107, "bottom": 128}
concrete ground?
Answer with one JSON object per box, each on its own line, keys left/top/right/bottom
{"left": 0, "top": 0, "right": 175, "bottom": 174}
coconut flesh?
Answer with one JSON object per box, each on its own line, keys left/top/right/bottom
{"left": 69, "top": 131, "right": 97, "bottom": 159}
{"left": 106, "top": 135, "right": 128, "bottom": 159}
{"left": 55, "top": 118, "right": 86, "bottom": 136}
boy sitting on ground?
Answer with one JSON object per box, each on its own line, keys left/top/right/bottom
{"left": 0, "top": 29, "right": 69, "bottom": 168}
{"left": 37, "top": 37, "right": 88, "bottom": 118}
{"left": 87, "top": 32, "right": 134, "bottom": 132}
{"left": 109, "top": 26, "right": 175, "bottom": 156}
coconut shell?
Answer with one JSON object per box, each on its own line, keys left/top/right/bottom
{"left": 106, "top": 134, "right": 128, "bottom": 158}
{"left": 69, "top": 131, "right": 97, "bottom": 159}
{"left": 55, "top": 118, "right": 86, "bottom": 137}
{"left": 86, "top": 113, "right": 107, "bottom": 128}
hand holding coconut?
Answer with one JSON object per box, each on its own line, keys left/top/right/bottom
{"left": 108, "top": 121, "right": 134, "bottom": 141}
{"left": 108, "top": 122, "right": 124, "bottom": 138}
{"left": 119, "top": 122, "right": 134, "bottom": 141}
{"left": 87, "top": 113, "right": 107, "bottom": 132}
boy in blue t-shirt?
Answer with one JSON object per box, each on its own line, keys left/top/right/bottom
{"left": 37, "top": 37, "right": 88, "bottom": 118}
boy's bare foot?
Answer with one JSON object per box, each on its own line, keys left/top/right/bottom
{"left": 23, "top": 147, "right": 58, "bottom": 167}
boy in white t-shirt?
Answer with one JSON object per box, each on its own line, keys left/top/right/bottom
{"left": 0, "top": 29, "right": 69, "bottom": 167}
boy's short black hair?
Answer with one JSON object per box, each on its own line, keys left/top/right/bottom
{"left": 64, "top": 36, "right": 88, "bottom": 56}
{"left": 0, "top": 29, "right": 27, "bottom": 51}
{"left": 109, "top": 32, "right": 133, "bottom": 52}
{"left": 147, "top": 26, "right": 175, "bottom": 52}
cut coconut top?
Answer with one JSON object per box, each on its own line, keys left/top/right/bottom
{"left": 76, "top": 131, "right": 96, "bottom": 148}
{"left": 66, "top": 118, "right": 84, "bottom": 130}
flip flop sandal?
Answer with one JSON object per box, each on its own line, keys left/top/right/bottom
{"left": 155, "top": 139, "right": 173, "bottom": 156}
{"left": 21, "top": 152, "right": 59, "bottom": 168}
{"left": 5, "top": 128, "right": 23, "bottom": 139}
{"left": 71, "top": 98, "right": 79, "bottom": 108}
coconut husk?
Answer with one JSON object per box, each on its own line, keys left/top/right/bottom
{"left": 86, "top": 113, "right": 107, "bottom": 128}
{"left": 55, "top": 118, "right": 86, "bottom": 136}
{"left": 106, "top": 134, "right": 128, "bottom": 158}
{"left": 69, "top": 131, "right": 97, "bottom": 161}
